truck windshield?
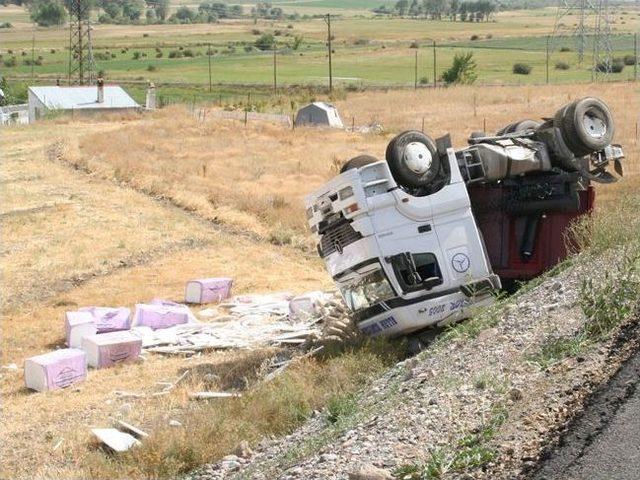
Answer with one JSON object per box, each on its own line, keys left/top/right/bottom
{"left": 339, "top": 268, "right": 395, "bottom": 312}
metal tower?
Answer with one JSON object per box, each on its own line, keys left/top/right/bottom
{"left": 551, "top": 0, "right": 613, "bottom": 79}
{"left": 67, "top": 0, "right": 96, "bottom": 85}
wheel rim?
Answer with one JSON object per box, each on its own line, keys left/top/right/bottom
{"left": 403, "top": 142, "right": 433, "bottom": 174}
{"left": 582, "top": 109, "right": 607, "bottom": 139}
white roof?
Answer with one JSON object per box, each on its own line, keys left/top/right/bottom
{"left": 28, "top": 85, "right": 139, "bottom": 110}
{"left": 309, "top": 101, "right": 337, "bottom": 111}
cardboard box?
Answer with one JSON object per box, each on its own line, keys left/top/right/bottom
{"left": 82, "top": 331, "right": 142, "bottom": 369}
{"left": 80, "top": 306, "right": 131, "bottom": 333}
{"left": 133, "top": 304, "right": 190, "bottom": 330}
{"left": 24, "top": 348, "right": 87, "bottom": 392}
{"left": 185, "top": 278, "right": 233, "bottom": 304}
{"left": 65, "top": 311, "right": 97, "bottom": 348}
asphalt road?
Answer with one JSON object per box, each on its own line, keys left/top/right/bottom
{"left": 532, "top": 346, "right": 640, "bottom": 480}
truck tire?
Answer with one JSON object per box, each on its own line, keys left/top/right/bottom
{"left": 340, "top": 155, "right": 379, "bottom": 173}
{"left": 554, "top": 97, "right": 614, "bottom": 157}
{"left": 385, "top": 131, "right": 440, "bottom": 190}
{"left": 496, "top": 119, "right": 541, "bottom": 136}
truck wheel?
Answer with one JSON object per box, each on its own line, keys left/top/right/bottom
{"left": 340, "top": 155, "right": 379, "bottom": 173}
{"left": 496, "top": 119, "right": 541, "bottom": 136}
{"left": 554, "top": 97, "right": 614, "bottom": 157}
{"left": 385, "top": 131, "right": 440, "bottom": 189}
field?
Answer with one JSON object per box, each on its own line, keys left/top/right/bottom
{"left": 1, "top": 81, "right": 639, "bottom": 479}
{"left": 1, "top": 4, "right": 639, "bottom": 98}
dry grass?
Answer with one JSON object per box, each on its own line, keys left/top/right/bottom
{"left": 2, "top": 82, "right": 639, "bottom": 479}
{"left": 74, "top": 107, "right": 389, "bottom": 246}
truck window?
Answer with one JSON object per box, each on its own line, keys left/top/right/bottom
{"left": 339, "top": 268, "right": 395, "bottom": 313}
{"left": 392, "top": 253, "right": 442, "bottom": 293}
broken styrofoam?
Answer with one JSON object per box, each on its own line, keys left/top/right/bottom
{"left": 79, "top": 307, "right": 131, "bottom": 333}
{"left": 288, "top": 291, "right": 332, "bottom": 321}
{"left": 65, "top": 311, "right": 97, "bottom": 348}
{"left": 133, "top": 304, "right": 191, "bottom": 330}
{"left": 185, "top": 278, "right": 233, "bottom": 304}
{"left": 189, "top": 391, "right": 241, "bottom": 400}
{"left": 24, "top": 348, "right": 87, "bottom": 392}
{"left": 91, "top": 428, "right": 141, "bottom": 452}
{"left": 82, "top": 331, "right": 142, "bottom": 369}
{"left": 116, "top": 420, "right": 149, "bottom": 439}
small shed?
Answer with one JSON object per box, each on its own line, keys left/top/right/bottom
{"left": 27, "top": 85, "right": 139, "bottom": 123}
{"left": 294, "top": 102, "right": 343, "bottom": 129}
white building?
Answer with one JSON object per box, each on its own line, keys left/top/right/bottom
{"left": 294, "top": 102, "right": 344, "bottom": 129}
{"left": 27, "top": 84, "right": 139, "bottom": 123}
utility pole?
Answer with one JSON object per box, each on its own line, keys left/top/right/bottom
{"left": 31, "top": 26, "right": 35, "bottom": 83}
{"left": 325, "top": 13, "right": 333, "bottom": 92}
{"left": 635, "top": 32, "right": 638, "bottom": 82}
{"left": 208, "top": 43, "right": 212, "bottom": 93}
{"left": 432, "top": 39, "right": 437, "bottom": 88}
{"left": 414, "top": 49, "right": 418, "bottom": 89}
{"left": 273, "top": 42, "right": 277, "bottom": 95}
{"left": 546, "top": 35, "right": 550, "bottom": 84}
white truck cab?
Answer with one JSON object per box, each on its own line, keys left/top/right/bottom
{"left": 305, "top": 146, "right": 500, "bottom": 337}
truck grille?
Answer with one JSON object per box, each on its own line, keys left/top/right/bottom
{"left": 319, "top": 221, "right": 362, "bottom": 258}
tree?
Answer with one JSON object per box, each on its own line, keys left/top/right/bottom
{"left": 409, "top": 0, "right": 421, "bottom": 16}
{"left": 30, "top": 0, "right": 67, "bottom": 26}
{"left": 441, "top": 51, "right": 477, "bottom": 84}
{"left": 395, "top": 0, "right": 409, "bottom": 15}
{"left": 174, "top": 5, "right": 196, "bottom": 22}
{"left": 121, "top": 0, "right": 144, "bottom": 20}
{"left": 152, "top": 0, "right": 169, "bottom": 20}
{"left": 229, "top": 4, "right": 242, "bottom": 17}
{"left": 254, "top": 33, "right": 275, "bottom": 50}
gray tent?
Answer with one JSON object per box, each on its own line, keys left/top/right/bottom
{"left": 294, "top": 102, "right": 344, "bottom": 128}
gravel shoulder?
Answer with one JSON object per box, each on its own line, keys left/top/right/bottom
{"left": 190, "top": 253, "right": 640, "bottom": 479}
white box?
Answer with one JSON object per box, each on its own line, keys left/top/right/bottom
{"left": 65, "top": 311, "right": 97, "bottom": 348}
{"left": 82, "top": 331, "right": 142, "bottom": 369}
{"left": 24, "top": 348, "right": 87, "bottom": 392}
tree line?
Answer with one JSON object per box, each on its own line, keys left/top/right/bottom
{"left": 375, "top": 0, "right": 497, "bottom": 22}
{"left": 16, "top": 0, "right": 293, "bottom": 27}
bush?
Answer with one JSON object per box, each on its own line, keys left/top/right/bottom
{"left": 155, "top": 51, "right": 163, "bottom": 58}
{"left": 560, "top": 46, "right": 571, "bottom": 52}
{"left": 183, "top": 49, "right": 195, "bottom": 57}
{"left": 470, "top": 34, "right": 480, "bottom": 41}
{"left": 168, "top": 50, "right": 184, "bottom": 58}
{"left": 596, "top": 60, "right": 624, "bottom": 73}
{"left": 255, "top": 33, "right": 275, "bottom": 51}
{"left": 513, "top": 63, "right": 532, "bottom": 75}
{"left": 555, "top": 61, "right": 570, "bottom": 70}
{"left": 94, "top": 52, "right": 111, "bottom": 61}
{"left": 623, "top": 54, "right": 637, "bottom": 65}
{"left": 409, "top": 40, "right": 419, "bottom": 48}
{"left": 0, "top": 22, "right": 12, "bottom": 28}
{"left": 132, "top": 51, "right": 142, "bottom": 60}
{"left": 3, "top": 57, "right": 17, "bottom": 67}
{"left": 147, "top": 64, "right": 156, "bottom": 71}
{"left": 442, "top": 52, "right": 477, "bottom": 85}
{"left": 419, "top": 76, "right": 430, "bottom": 85}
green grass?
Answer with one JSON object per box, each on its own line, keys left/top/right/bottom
{"left": 394, "top": 403, "right": 507, "bottom": 479}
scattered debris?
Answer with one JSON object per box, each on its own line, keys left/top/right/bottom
{"left": 189, "top": 392, "right": 241, "bottom": 400}
{"left": 348, "top": 464, "right": 393, "bottom": 480}
{"left": 168, "top": 419, "right": 183, "bottom": 427}
{"left": 24, "top": 348, "right": 87, "bottom": 392}
{"left": 91, "top": 428, "right": 141, "bottom": 453}
{"left": 116, "top": 420, "right": 149, "bottom": 439}
{"left": 1, "top": 363, "right": 18, "bottom": 371}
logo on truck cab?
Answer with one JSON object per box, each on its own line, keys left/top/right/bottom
{"left": 451, "top": 253, "right": 470, "bottom": 273}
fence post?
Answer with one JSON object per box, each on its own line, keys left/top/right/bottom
{"left": 545, "top": 35, "right": 550, "bottom": 85}
{"left": 635, "top": 33, "right": 638, "bottom": 82}
{"left": 421, "top": 117, "right": 425, "bottom": 133}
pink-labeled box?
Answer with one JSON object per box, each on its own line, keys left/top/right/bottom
{"left": 65, "top": 311, "right": 97, "bottom": 348}
{"left": 24, "top": 348, "right": 87, "bottom": 392}
{"left": 80, "top": 307, "right": 131, "bottom": 333}
{"left": 133, "top": 304, "right": 190, "bottom": 330}
{"left": 82, "top": 331, "right": 142, "bottom": 369}
{"left": 185, "top": 278, "right": 233, "bottom": 304}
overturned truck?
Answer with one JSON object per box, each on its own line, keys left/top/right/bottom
{"left": 305, "top": 97, "right": 624, "bottom": 337}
